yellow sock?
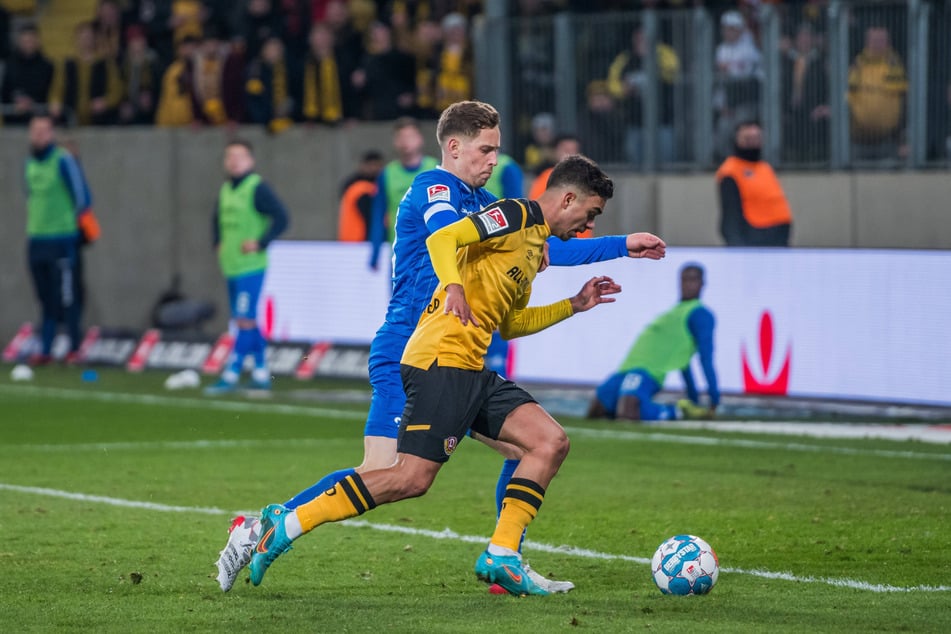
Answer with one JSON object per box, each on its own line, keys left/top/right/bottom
{"left": 490, "top": 478, "right": 545, "bottom": 552}
{"left": 295, "top": 474, "right": 377, "bottom": 533}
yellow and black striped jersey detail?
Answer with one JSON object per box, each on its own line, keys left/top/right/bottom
{"left": 402, "top": 198, "right": 574, "bottom": 371}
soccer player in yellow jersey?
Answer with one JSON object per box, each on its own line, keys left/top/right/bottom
{"left": 247, "top": 155, "right": 645, "bottom": 596}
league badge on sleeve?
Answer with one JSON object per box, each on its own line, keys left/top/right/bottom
{"left": 427, "top": 184, "right": 451, "bottom": 202}
{"left": 477, "top": 207, "right": 509, "bottom": 235}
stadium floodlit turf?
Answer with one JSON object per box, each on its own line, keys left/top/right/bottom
{"left": 1, "top": 366, "right": 949, "bottom": 633}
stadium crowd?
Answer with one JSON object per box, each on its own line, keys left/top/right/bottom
{"left": 1, "top": 0, "right": 948, "bottom": 167}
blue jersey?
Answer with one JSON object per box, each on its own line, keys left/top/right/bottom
{"left": 381, "top": 167, "right": 497, "bottom": 337}
{"left": 378, "top": 166, "right": 631, "bottom": 338}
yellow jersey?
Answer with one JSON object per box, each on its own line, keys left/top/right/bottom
{"left": 402, "top": 198, "right": 574, "bottom": 371}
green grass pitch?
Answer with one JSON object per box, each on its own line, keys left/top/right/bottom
{"left": 0, "top": 366, "right": 949, "bottom": 632}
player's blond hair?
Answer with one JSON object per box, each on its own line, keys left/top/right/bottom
{"left": 436, "top": 101, "right": 500, "bottom": 146}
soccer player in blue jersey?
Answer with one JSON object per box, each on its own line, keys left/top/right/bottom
{"left": 215, "top": 101, "right": 666, "bottom": 592}
{"left": 24, "top": 114, "right": 94, "bottom": 365}
{"left": 205, "top": 140, "right": 289, "bottom": 394}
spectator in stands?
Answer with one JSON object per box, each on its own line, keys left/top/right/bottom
{"left": 245, "top": 35, "right": 299, "bottom": 132}
{"left": 606, "top": 20, "right": 680, "bottom": 167}
{"left": 579, "top": 80, "right": 626, "bottom": 163}
{"left": 337, "top": 150, "right": 384, "bottom": 242}
{"left": 353, "top": 21, "right": 416, "bottom": 121}
{"left": 523, "top": 111, "right": 556, "bottom": 174}
{"left": 118, "top": 24, "right": 160, "bottom": 124}
{"left": 713, "top": 10, "right": 762, "bottom": 160}
{"left": 170, "top": 0, "right": 206, "bottom": 45}
{"left": 412, "top": 18, "right": 442, "bottom": 119}
{"left": 131, "top": 0, "right": 176, "bottom": 67}
{"left": 847, "top": 25, "right": 907, "bottom": 162}
{"left": 368, "top": 117, "right": 438, "bottom": 269}
{"left": 221, "top": 35, "right": 249, "bottom": 123}
{"left": 300, "top": 23, "right": 346, "bottom": 125}
{"left": 192, "top": 29, "right": 229, "bottom": 125}
{"left": 716, "top": 121, "right": 793, "bottom": 247}
{"left": 155, "top": 34, "right": 199, "bottom": 126}
{"left": 48, "top": 22, "right": 121, "bottom": 126}
{"left": 0, "top": 5, "right": 9, "bottom": 65}
{"left": 93, "top": 0, "right": 126, "bottom": 62}
{"left": 587, "top": 263, "right": 718, "bottom": 423}
{"left": 240, "top": 0, "right": 283, "bottom": 62}
{"left": 323, "top": 0, "right": 363, "bottom": 111}
{"left": 1, "top": 24, "right": 54, "bottom": 126}
{"left": 434, "top": 12, "right": 472, "bottom": 111}
{"left": 781, "top": 21, "right": 829, "bottom": 163}
{"left": 273, "top": 0, "right": 311, "bottom": 57}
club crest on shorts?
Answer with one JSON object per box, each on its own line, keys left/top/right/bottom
{"left": 477, "top": 207, "right": 509, "bottom": 234}
{"left": 427, "top": 184, "right": 451, "bottom": 202}
{"left": 444, "top": 436, "right": 458, "bottom": 456}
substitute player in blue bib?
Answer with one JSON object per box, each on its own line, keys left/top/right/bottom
{"left": 215, "top": 101, "right": 666, "bottom": 592}
{"left": 205, "top": 139, "right": 289, "bottom": 394}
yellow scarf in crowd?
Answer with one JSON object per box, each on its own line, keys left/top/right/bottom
{"left": 303, "top": 56, "right": 342, "bottom": 123}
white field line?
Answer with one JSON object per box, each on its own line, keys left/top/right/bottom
{"left": 1, "top": 383, "right": 949, "bottom": 459}
{"left": 0, "top": 483, "right": 948, "bottom": 594}
{"left": 0, "top": 384, "right": 366, "bottom": 420}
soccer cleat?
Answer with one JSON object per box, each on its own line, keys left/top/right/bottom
{"left": 677, "top": 399, "right": 713, "bottom": 420}
{"left": 204, "top": 377, "right": 239, "bottom": 395}
{"left": 524, "top": 562, "right": 575, "bottom": 593}
{"left": 27, "top": 353, "right": 52, "bottom": 367}
{"left": 248, "top": 504, "right": 294, "bottom": 586}
{"left": 474, "top": 550, "right": 550, "bottom": 596}
{"left": 245, "top": 377, "right": 272, "bottom": 395}
{"left": 215, "top": 515, "right": 261, "bottom": 592}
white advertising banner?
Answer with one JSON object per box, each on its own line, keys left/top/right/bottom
{"left": 260, "top": 241, "right": 391, "bottom": 344}
{"left": 260, "top": 241, "right": 951, "bottom": 406}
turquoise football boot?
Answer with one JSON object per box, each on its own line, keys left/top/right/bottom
{"left": 248, "top": 504, "right": 294, "bottom": 586}
{"left": 474, "top": 550, "right": 550, "bottom": 596}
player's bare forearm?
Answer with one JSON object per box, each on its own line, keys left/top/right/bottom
{"left": 626, "top": 232, "right": 667, "bottom": 260}
{"left": 569, "top": 276, "right": 622, "bottom": 313}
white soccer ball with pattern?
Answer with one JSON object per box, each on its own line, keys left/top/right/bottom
{"left": 651, "top": 534, "right": 719, "bottom": 595}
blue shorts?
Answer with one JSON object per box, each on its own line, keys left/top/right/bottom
{"left": 227, "top": 270, "right": 265, "bottom": 320}
{"left": 595, "top": 369, "right": 661, "bottom": 417}
{"left": 364, "top": 328, "right": 411, "bottom": 439}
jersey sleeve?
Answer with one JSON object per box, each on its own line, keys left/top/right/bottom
{"left": 547, "top": 235, "right": 627, "bottom": 265}
{"left": 469, "top": 199, "right": 532, "bottom": 241}
{"left": 499, "top": 287, "right": 573, "bottom": 339}
{"left": 687, "top": 306, "right": 720, "bottom": 406}
{"left": 425, "top": 215, "right": 483, "bottom": 288}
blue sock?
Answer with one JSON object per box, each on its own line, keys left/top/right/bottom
{"left": 252, "top": 327, "right": 266, "bottom": 369}
{"left": 284, "top": 467, "right": 357, "bottom": 510}
{"left": 495, "top": 459, "right": 528, "bottom": 553}
{"left": 495, "top": 459, "right": 520, "bottom": 515}
{"left": 228, "top": 328, "right": 254, "bottom": 375}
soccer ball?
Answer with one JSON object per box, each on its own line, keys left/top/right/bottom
{"left": 651, "top": 534, "right": 719, "bottom": 595}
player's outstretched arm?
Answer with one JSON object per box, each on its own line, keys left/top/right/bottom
{"left": 546, "top": 232, "right": 666, "bottom": 266}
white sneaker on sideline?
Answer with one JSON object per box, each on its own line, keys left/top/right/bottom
{"left": 215, "top": 515, "right": 261, "bottom": 591}
{"left": 524, "top": 562, "right": 575, "bottom": 593}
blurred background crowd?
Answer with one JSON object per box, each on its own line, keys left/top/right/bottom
{"left": 0, "top": 0, "right": 948, "bottom": 171}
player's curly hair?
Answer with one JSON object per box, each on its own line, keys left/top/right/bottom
{"left": 436, "top": 101, "right": 500, "bottom": 145}
{"left": 546, "top": 154, "right": 614, "bottom": 200}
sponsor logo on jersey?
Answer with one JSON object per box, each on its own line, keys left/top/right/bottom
{"left": 478, "top": 207, "right": 509, "bottom": 234}
{"left": 427, "top": 184, "right": 451, "bottom": 202}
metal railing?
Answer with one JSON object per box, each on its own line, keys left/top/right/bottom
{"left": 474, "top": 0, "right": 949, "bottom": 172}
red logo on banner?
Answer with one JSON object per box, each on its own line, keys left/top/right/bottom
{"left": 2, "top": 322, "right": 34, "bottom": 362}
{"left": 126, "top": 329, "right": 161, "bottom": 372}
{"left": 202, "top": 332, "right": 235, "bottom": 375}
{"left": 263, "top": 295, "right": 275, "bottom": 340}
{"left": 295, "top": 341, "right": 332, "bottom": 379}
{"left": 742, "top": 311, "right": 791, "bottom": 395}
